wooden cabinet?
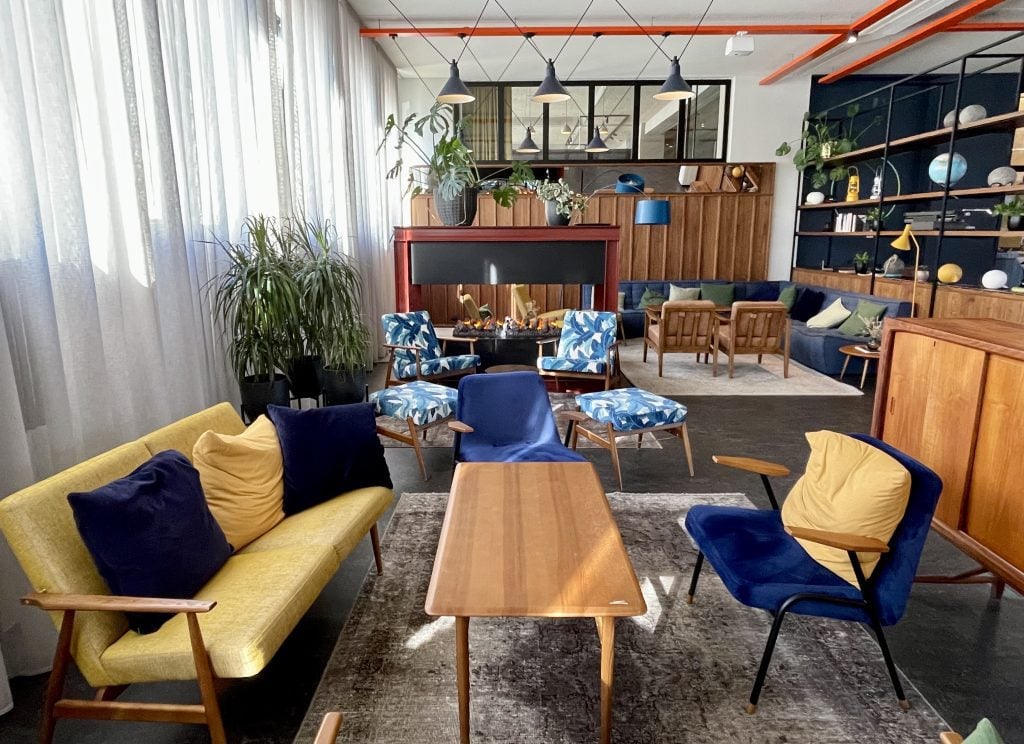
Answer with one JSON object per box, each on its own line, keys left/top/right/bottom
{"left": 872, "top": 317, "right": 1024, "bottom": 593}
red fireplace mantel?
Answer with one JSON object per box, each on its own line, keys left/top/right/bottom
{"left": 392, "top": 225, "right": 620, "bottom": 313}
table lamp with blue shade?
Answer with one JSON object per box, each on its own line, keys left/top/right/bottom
{"left": 635, "top": 199, "right": 671, "bottom": 225}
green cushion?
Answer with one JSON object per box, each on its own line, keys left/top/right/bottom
{"left": 639, "top": 288, "right": 667, "bottom": 309}
{"left": 669, "top": 285, "right": 701, "bottom": 301}
{"left": 806, "top": 297, "right": 852, "bottom": 329}
{"left": 778, "top": 284, "right": 797, "bottom": 311}
{"left": 964, "top": 719, "right": 1004, "bottom": 744}
{"left": 837, "top": 299, "right": 888, "bottom": 336}
{"left": 700, "top": 283, "right": 735, "bottom": 307}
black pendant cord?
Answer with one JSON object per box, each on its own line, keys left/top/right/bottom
{"left": 492, "top": 0, "right": 549, "bottom": 63}
{"left": 551, "top": 0, "right": 595, "bottom": 63}
{"left": 391, "top": 35, "right": 437, "bottom": 99}
{"left": 674, "top": 0, "right": 716, "bottom": 61}
{"left": 613, "top": 0, "right": 673, "bottom": 60}
{"left": 386, "top": 0, "right": 452, "bottom": 64}
{"left": 462, "top": 39, "right": 540, "bottom": 132}
{"left": 456, "top": 0, "right": 490, "bottom": 64}
{"left": 603, "top": 33, "right": 672, "bottom": 118}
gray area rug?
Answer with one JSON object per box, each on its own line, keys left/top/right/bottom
{"left": 617, "top": 343, "right": 862, "bottom": 397}
{"left": 378, "top": 392, "right": 664, "bottom": 449}
{"left": 295, "top": 492, "right": 945, "bottom": 743}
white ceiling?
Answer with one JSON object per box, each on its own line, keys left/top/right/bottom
{"left": 350, "top": 0, "right": 1024, "bottom": 82}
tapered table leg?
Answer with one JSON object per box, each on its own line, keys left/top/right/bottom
{"left": 456, "top": 616, "right": 470, "bottom": 744}
{"left": 596, "top": 616, "right": 616, "bottom": 744}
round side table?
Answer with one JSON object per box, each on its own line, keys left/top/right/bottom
{"left": 838, "top": 344, "right": 881, "bottom": 389}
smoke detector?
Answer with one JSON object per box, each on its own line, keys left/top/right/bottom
{"left": 725, "top": 31, "right": 754, "bottom": 57}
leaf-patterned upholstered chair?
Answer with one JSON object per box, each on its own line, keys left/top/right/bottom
{"left": 536, "top": 310, "right": 619, "bottom": 390}
{"left": 381, "top": 311, "right": 479, "bottom": 387}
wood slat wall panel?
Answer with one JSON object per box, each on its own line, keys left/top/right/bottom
{"left": 790, "top": 267, "right": 873, "bottom": 294}
{"left": 872, "top": 277, "right": 935, "bottom": 318}
{"left": 933, "top": 285, "right": 1024, "bottom": 324}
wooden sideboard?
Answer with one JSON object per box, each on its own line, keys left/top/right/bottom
{"left": 871, "top": 317, "right": 1024, "bottom": 593}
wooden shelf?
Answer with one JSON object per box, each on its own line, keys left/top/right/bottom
{"left": 797, "top": 230, "right": 1023, "bottom": 238}
{"left": 797, "top": 231, "right": 876, "bottom": 237}
{"left": 823, "top": 110, "right": 1024, "bottom": 165}
{"left": 798, "top": 184, "right": 1024, "bottom": 210}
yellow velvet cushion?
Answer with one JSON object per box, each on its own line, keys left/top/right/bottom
{"left": 193, "top": 416, "right": 285, "bottom": 551}
{"left": 781, "top": 431, "right": 911, "bottom": 585}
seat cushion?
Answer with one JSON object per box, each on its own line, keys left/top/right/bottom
{"left": 192, "top": 415, "right": 285, "bottom": 551}
{"left": 140, "top": 403, "right": 246, "bottom": 461}
{"left": 239, "top": 486, "right": 393, "bottom": 561}
{"left": 538, "top": 356, "right": 606, "bottom": 374}
{"left": 100, "top": 545, "right": 337, "bottom": 682}
{"left": 370, "top": 381, "right": 457, "bottom": 426}
{"left": 577, "top": 388, "right": 687, "bottom": 432}
{"left": 458, "top": 440, "right": 587, "bottom": 463}
{"left": 268, "top": 403, "right": 392, "bottom": 515}
{"left": 684, "top": 505, "right": 866, "bottom": 621}
{"left": 782, "top": 431, "right": 911, "bottom": 585}
{"left": 67, "top": 451, "right": 232, "bottom": 634}
{"left": 397, "top": 354, "right": 478, "bottom": 380}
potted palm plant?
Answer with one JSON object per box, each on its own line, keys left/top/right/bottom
{"left": 380, "top": 103, "right": 533, "bottom": 226}
{"left": 994, "top": 197, "right": 1024, "bottom": 231}
{"left": 211, "top": 215, "right": 300, "bottom": 420}
{"left": 292, "top": 218, "right": 371, "bottom": 405}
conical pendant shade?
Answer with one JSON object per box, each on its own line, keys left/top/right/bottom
{"left": 532, "top": 59, "right": 571, "bottom": 103}
{"left": 585, "top": 126, "right": 609, "bottom": 153}
{"left": 437, "top": 60, "right": 475, "bottom": 104}
{"left": 516, "top": 126, "right": 540, "bottom": 154}
{"left": 561, "top": 122, "right": 572, "bottom": 135}
{"left": 654, "top": 57, "right": 694, "bottom": 101}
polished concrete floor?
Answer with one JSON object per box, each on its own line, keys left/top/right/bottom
{"left": 1, "top": 370, "right": 1021, "bottom": 743}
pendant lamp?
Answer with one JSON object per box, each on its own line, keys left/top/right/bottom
{"left": 437, "top": 60, "right": 475, "bottom": 105}
{"left": 654, "top": 57, "right": 694, "bottom": 101}
{"left": 585, "top": 126, "right": 609, "bottom": 153}
{"left": 533, "top": 59, "right": 571, "bottom": 103}
{"left": 516, "top": 126, "right": 540, "bottom": 154}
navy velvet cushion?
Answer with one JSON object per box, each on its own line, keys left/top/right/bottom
{"left": 745, "top": 283, "right": 780, "bottom": 301}
{"left": 67, "top": 450, "right": 231, "bottom": 634}
{"left": 790, "top": 288, "right": 825, "bottom": 322}
{"left": 268, "top": 403, "right": 393, "bottom": 514}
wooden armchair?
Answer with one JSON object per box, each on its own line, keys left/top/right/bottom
{"left": 381, "top": 311, "right": 479, "bottom": 387}
{"left": 643, "top": 300, "right": 719, "bottom": 377}
{"left": 716, "top": 301, "right": 791, "bottom": 379}
{"left": 537, "top": 310, "right": 620, "bottom": 390}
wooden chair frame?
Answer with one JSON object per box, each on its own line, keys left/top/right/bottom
{"left": 642, "top": 301, "right": 719, "bottom": 377}
{"left": 715, "top": 303, "right": 791, "bottom": 379}
{"left": 383, "top": 338, "right": 477, "bottom": 388}
{"left": 535, "top": 338, "right": 621, "bottom": 391}
{"left": 376, "top": 414, "right": 453, "bottom": 481}
{"left": 567, "top": 411, "right": 694, "bottom": 490}
{"left": 314, "top": 712, "right": 344, "bottom": 743}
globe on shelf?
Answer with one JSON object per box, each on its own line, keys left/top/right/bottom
{"left": 937, "top": 263, "right": 963, "bottom": 284}
{"left": 928, "top": 153, "right": 967, "bottom": 186}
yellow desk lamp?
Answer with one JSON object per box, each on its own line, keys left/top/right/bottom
{"left": 891, "top": 225, "right": 921, "bottom": 317}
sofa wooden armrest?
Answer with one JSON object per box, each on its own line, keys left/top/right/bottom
{"left": 784, "top": 525, "right": 890, "bottom": 553}
{"left": 23, "top": 592, "right": 216, "bottom": 614}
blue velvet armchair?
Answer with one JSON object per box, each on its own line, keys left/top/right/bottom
{"left": 685, "top": 434, "right": 942, "bottom": 713}
{"left": 381, "top": 311, "right": 479, "bottom": 387}
{"left": 536, "top": 310, "right": 619, "bottom": 390}
{"left": 448, "top": 371, "right": 586, "bottom": 463}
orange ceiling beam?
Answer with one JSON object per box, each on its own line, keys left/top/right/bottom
{"left": 759, "top": 0, "right": 916, "bottom": 86}
{"left": 360, "top": 23, "right": 850, "bottom": 38}
{"left": 946, "top": 21, "right": 1024, "bottom": 31}
{"left": 819, "top": 0, "right": 1008, "bottom": 83}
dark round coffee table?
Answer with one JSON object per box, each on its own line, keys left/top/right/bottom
{"left": 485, "top": 364, "right": 537, "bottom": 374}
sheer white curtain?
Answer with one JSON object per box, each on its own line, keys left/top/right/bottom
{"left": 0, "top": 0, "right": 398, "bottom": 712}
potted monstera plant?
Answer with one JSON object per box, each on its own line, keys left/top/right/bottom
{"left": 380, "top": 103, "right": 533, "bottom": 226}
{"left": 211, "top": 215, "right": 300, "bottom": 420}
{"left": 776, "top": 104, "right": 881, "bottom": 190}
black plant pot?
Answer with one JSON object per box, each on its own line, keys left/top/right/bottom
{"left": 545, "top": 201, "right": 570, "bottom": 226}
{"left": 1009, "top": 215, "right": 1022, "bottom": 231}
{"left": 854, "top": 261, "right": 869, "bottom": 275}
{"left": 320, "top": 366, "right": 368, "bottom": 406}
{"left": 239, "top": 373, "right": 290, "bottom": 422}
{"left": 287, "top": 355, "right": 323, "bottom": 399}
{"left": 435, "top": 187, "right": 478, "bottom": 226}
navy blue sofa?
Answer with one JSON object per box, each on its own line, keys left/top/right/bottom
{"left": 609, "top": 280, "right": 912, "bottom": 376}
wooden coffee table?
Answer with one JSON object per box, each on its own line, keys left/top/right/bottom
{"left": 839, "top": 344, "right": 881, "bottom": 389}
{"left": 425, "top": 462, "right": 646, "bottom": 744}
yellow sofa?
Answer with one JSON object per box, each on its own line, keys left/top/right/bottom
{"left": 0, "top": 402, "right": 393, "bottom": 744}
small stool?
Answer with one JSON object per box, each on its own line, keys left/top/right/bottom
{"left": 570, "top": 388, "right": 694, "bottom": 489}
{"left": 369, "top": 381, "right": 457, "bottom": 480}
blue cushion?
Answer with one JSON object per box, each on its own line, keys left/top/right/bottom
{"left": 745, "top": 282, "right": 780, "bottom": 302}
{"left": 577, "top": 388, "right": 687, "bottom": 431}
{"left": 268, "top": 403, "right": 392, "bottom": 515}
{"left": 397, "top": 354, "right": 478, "bottom": 380}
{"left": 381, "top": 311, "right": 444, "bottom": 378}
{"left": 538, "top": 357, "right": 606, "bottom": 374}
{"left": 370, "top": 381, "right": 457, "bottom": 426}
{"left": 790, "top": 288, "right": 825, "bottom": 322}
{"left": 557, "top": 310, "right": 617, "bottom": 360}
{"left": 67, "top": 451, "right": 231, "bottom": 634}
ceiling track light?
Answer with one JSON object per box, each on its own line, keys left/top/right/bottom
{"left": 585, "top": 126, "right": 609, "bottom": 153}
{"left": 533, "top": 58, "right": 571, "bottom": 103}
{"left": 845, "top": 29, "right": 859, "bottom": 44}
{"left": 437, "top": 59, "right": 475, "bottom": 104}
{"left": 516, "top": 126, "right": 540, "bottom": 154}
{"left": 655, "top": 56, "right": 694, "bottom": 101}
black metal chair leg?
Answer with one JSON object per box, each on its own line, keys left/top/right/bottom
{"left": 869, "top": 618, "right": 909, "bottom": 709}
{"left": 687, "top": 552, "right": 705, "bottom": 603}
{"left": 760, "top": 474, "right": 780, "bottom": 511}
{"left": 747, "top": 608, "right": 789, "bottom": 714}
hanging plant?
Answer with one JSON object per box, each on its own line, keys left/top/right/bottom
{"left": 776, "top": 104, "right": 882, "bottom": 190}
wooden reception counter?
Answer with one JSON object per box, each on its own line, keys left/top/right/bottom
{"left": 393, "top": 226, "right": 620, "bottom": 315}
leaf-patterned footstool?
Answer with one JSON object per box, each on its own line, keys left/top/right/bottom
{"left": 370, "top": 381, "right": 458, "bottom": 480}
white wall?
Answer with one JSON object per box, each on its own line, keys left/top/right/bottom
{"left": 396, "top": 75, "right": 812, "bottom": 280}
{"left": 728, "top": 74, "right": 812, "bottom": 280}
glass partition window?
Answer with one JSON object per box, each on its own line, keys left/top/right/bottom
{"left": 545, "top": 87, "right": 589, "bottom": 160}
{"left": 638, "top": 86, "right": 680, "bottom": 159}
